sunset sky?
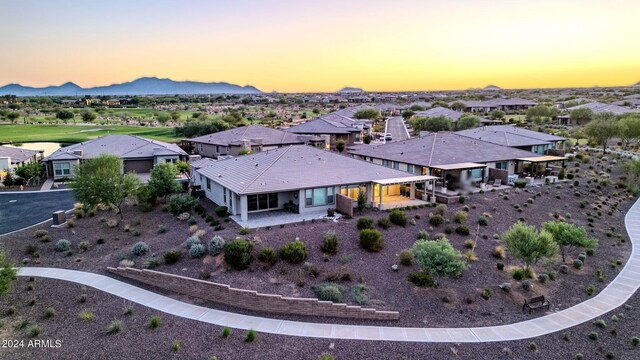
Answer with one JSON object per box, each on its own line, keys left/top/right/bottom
{"left": 1, "top": 0, "right": 639, "bottom": 92}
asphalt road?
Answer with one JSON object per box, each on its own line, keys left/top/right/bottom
{"left": 0, "top": 190, "right": 75, "bottom": 236}
{"left": 385, "top": 116, "right": 410, "bottom": 142}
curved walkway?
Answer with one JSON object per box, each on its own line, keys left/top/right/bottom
{"left": 17, "top": 198, "right": 640, "bottom": 342}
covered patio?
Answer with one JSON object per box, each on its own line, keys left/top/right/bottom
{"left": 517, "top": 155, "right": 566, "bottom": 178}
{"left": 371, "top": 175, "right": 438, "bottom": 210}
{"left": 429, "top": 162, "right": 488, "bottom": 194}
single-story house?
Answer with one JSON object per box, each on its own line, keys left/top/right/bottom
{"left": 0, "top": 145, "right": 43, "bottom": 180}
{"left": 455, "top": 125, "right": 566, "bottom": 155}
{"left": 556, "top": 101, "right": 640, "bottom": 125}
{"left": 413, "top": 107, "right": 495, "bottom": 126}
{"left": 192, "top": 145, "right": 437, "bottom": 223}
{"left": 285, "top": 107, "right": 373, "bottom": 149}
{"left": 456, "top": 98, "right": 537, "bottom": 114}
{"left": 43, "top": 135, "right": 188, "bottom": 180}
{"left": 348, "top": 132, "right": 564, "bottom": 191}
{"left": 187, "top": 125, "right": 316, "bottom": 159}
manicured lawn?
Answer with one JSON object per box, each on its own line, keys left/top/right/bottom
{"left": 0, "top": 124, "right": 181, "bottom": 144}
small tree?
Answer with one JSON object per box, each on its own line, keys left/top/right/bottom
{"left": 401, "top": 110, "right": 415, "bottom": 119}
{"left": 570, "top": 108, "right": 594, "bottom": 126}
{"left": 0, "top": 249, "right": 17, "bottom": 295}
{"left": 457, "top": 114, "right": 480, "bottom": 130}
{"left": 617, "top": 113, "right": 640, "bottom": 149}
{"left": 356, "top": 191, "right": 367, "bottom": 212}
{"left": 81, "top": 109, "right": 97, "bottom": 122}
{"left": 542, "top": 221, "right": 598, "bottom": 263}
{"left": 584, "top": 112, "right": 620, "bottom": 152}
{"left": 450, "top": 101, "right": 466, "bottom": 112}
{"left": 175, "top": 160, "right": 190, "bottom": 181}
{"left": 71, "top": 154, "right": 140, "bottom": 218}
{"left": 412, "top": 238, "right": 466, "bottom": 287}
{"left": 502, "top": 222, "right": 558, "bottom": 272}
{"left": 14, "top": 162, "right": 44, "bottom": 185}
{"left": 363, "top": 134, "right": 373, "bottom": 144}
{"left": 489, "top": 109, "right": 505, "bottom": 120}
{"left": 56, "top": 109, "right": 74, "bottom": 124}
{"left": 526, "top": 105, "right": 552, "bottom": 124}
{"left": 7, "top": 112, "right": 20, "bottom": 123}
{"left": 353, "top": 109, "right": 380, "bottom": 120}
{"left": 335, "top": 140, "right": 346, "bottom": 153}
{"left": 148, "top": 162, "right": 181, "bottom": 199}
{"left": 410, "top": 115, "right": 452, "bottom": 133}
{"left": 2, "top": 170, "right": 15, "bottom": 187}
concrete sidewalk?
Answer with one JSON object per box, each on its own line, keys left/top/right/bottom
{"left": 16, "top": 197, "right": 640, "bottom": 342}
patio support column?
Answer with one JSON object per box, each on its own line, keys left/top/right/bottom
{"left": 431, "top": 180, "right": 436, "bottom": 203}
{"left": 240, "top": 195, "right": 248, "bottom": 222}
{"left": 379, "top": 185, "right": 383, "bottom": 209}
{"left": 409, "top": 182, "right": 415, "bottom": 200}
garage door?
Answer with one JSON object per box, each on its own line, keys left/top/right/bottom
{"left": 123, "top": 159, "right": 154, "bottom": 173}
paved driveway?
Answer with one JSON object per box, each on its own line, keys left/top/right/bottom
{"left": 385, "top": 116, "right": 410, "bottom": 142}
{"left": 0, "top": 190, "right": 75, "bottom": 236}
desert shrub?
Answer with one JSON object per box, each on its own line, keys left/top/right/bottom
{"left": 167, "top": 194, "right": 197, "bottom": 215}
{"left": 206, "top": 236, "right": 225, "bottom": 256}
{"left": 407, "top": 272, "right": 434, "bottom": 287}
{"left": 45, "top": 307, "right": 56, "bottom": 318}
{"left": 588, "top": 331, "right": 598, "bottom": 340}
{"left": 399, "top": 249, "right": 413, "bottom": 265}
{"left": 164, "top": 250, "right": 181, "bottom": 264}
{"left": 389, "top": 210, "right": 408, "bottom": 227}
{"left": 239, "top": 227, "right": 250, "bottom": 235}
{"left": 187, "top": 216, "right": 197, "bottom": 225}
{"left": 107, "top": 320, "right": 122, "bottom": 335}
{"left": 578, "top": 253, "right": 587, "bottom": 262}
{"left": 186, "top": 236, "right": 201, "bottom": 249}
{"left": 224, "top": 240, "right": 254, "bottom": 270}
{"left": 356, "top": 217, "right": 374, "bottom": 230}
{"left": 573, "top": 259, "right": 583, "bottom": 269}
{"left": 464, "top": 239, "right": 475, "bottom": 249}
{"left": 172, "top": 340, "right": 181, "bottom": 351}
{"left": 245, "top": 329, "right": 257, "bottom": 343}
{"left": 522, "top": 279, "right": 532, "bottom": 291}
{"left": 478, "top": 216, "right": 489, "bottom": 226}
{"left": 455, "top": 225, "right": 470, "bottom": 236}
{"left": 417, "top": 230, "right": 429, "bottom": 240}
{"left": 222, "top": 326, "right": 232, "bottom": 338}
{"left": 594, "top": 319, "right": 607, "bottom": 328}
{"left": 435, "top": 204, "right": 447, "bottom": 215}
{"left": 377, "top": 218, "right": 391, "bottom": 230}
{"left": 131, "top": 241, "right": 149, "bottom": 256}
{"left": 149, "top": 315, "right": 162, "bottom": 329}
{"left": 279, "top": 241, "right": 308, "bottom": 264}
{"left": 189, "top": 243, "right": 206, "bottom": 258}
{"left": 359, "top": 229, "right": 384, "bottom": 252}
{"left": 632, "top": 337, "right": 640, "bottom": 346}
{"left": 257, "top": 247, "right": 278, "bottom": 266}
{"left": 492, "top": 246, "right": 506, "bottom": 259}
{"left": 215, "top": 206, "right": 229, "bottom": 217}
{"left": 586, "top": 284, "right": 596, "bottom": 296}
{"left": 79, "top": 241, "right": 89, "bottom": 251}
{"left": 313, "top": 283, "right": 345, "bottom": 303}
{"left": 496, "top": 262, "right": 504, "bottom": 270}
{"left": 34, "top": 230, "right": 48, "bottom": 238}
{"left": 458, "top": 195, "right": 466, "bottom": 204}
{"left": 321, "top": 231, "right": 338, "bottom": 254}
{"left": 157, "top": 225, "right": 167, "bottom": 234}
{"left": 512, "top": 268, "right": 526, "bottom": 280}
{"left": 560, "top": 264, "right": 569, "bottom": 273}
{"left": 481, "top": 288, "right": 492, "bottom": 300}
{"left": 429, "top": 214, "right": 445, "bottom": 226}
{"left": 454, "top": 211, "right": 468, "bottom": 224}
{"left": 538, "top": 274, "right": 549, "bottom": 283}
{"left": 514, "top": 178, "right": 527, "bottom": 188}
{"left": 54, "top": 239, "right": 71, "bottom": 252}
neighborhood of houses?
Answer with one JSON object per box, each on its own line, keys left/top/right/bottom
{"left": 4, "top": 94, "right": 621, "bottom": 228}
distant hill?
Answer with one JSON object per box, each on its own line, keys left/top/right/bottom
{"left": 483, "top": 85, "right": 503, "bottom": 91}
{"left": 634, "top": 82, "right": 640, "bottom": 87}
{"left": 337, "top": 87, "right": 364, "bottom": 94}
{"left": 0, "top": 77, "right": 262, "bottom": 96}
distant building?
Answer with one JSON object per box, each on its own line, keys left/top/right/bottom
{"left": 455, "top": 125, "right": 566, "bottom": 154}
{"left": 0, "top": 145, "right": 43, "bottom": 181}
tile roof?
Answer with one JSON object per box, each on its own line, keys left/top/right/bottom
{"left": 188, "top": 125, "right": 307, "bottom": 146}
{"left": 286, "top": 106, "right": 371, "bottom": 135}
{"left": 414, "top": 107, "right": 493, "bottom": 123}
{"left": 566, "top": 101, "right": 639, "bottom": 115}
{"left": 348, "top": 132, "right": 542, "bottom": 167}
{"left": 455, "top": 125, "right": 565, "bottom": 147}
{"left": 43, "top": 135, "right": 186, "bottom": 161}
{"left": 0, "top": 145, "right": 40, "bottom": 164}
{"left": 196, "top": 145, "right": 417, "bottom": 195}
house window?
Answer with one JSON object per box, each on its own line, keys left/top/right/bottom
{"left": 495, "top": 161, "right": 508, "bottom": 170}
{"left": 247, "top": 192, "right": 279, "bottom": 212}
{"left": 206, "top": 178, "right": 211, "bottom": 191}
{"left": 393, "top": 161, "right": 399, "bottom": 169}
{"left": 383, "top": 160, "right": 392, "bottom": 168}
{"left": 305, "top": 187, "right": 335, "bottom": 207}
{"left": 164, "top": 158, "right": 176, "bottom": 163}
{"left": 407, "top": 164, "right": 415, "bottom": 173}
{"left": 54, "top": 163, "right": 71, "bottom": 176}
{"left": 223, "top": 187, "right": 227, "bottom": 203}
{"left": 340, "top": 184, "right": 366, "bottom": 200}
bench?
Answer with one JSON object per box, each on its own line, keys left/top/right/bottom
{"left": 522, "top": 295, "right": 551, "bottom": 314}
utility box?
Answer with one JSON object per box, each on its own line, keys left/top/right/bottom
{"left": 52, "top": 210, "right": 66, "bottom": 226}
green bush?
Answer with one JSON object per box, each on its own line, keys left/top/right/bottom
{"left": 239, "top": 227, "right": 250, "bottom": 235}
{"left": 224, "top": 240, "right": 254, "bottom": 270}
{"left": 208, "top": 236, "right": 225, "bottom": 255}
{"left": 632, "top": 336, "right": 640, "bottom": 347}
{"left": 167, "top": 194, "right": 197, "bottom": 215}
{"left": 458, "top": 195, "right": 466, "bottom": 204}
{"left": 455, "top": 225, "right": 470, "bottom": 236}
{"left": 149, "top": 315, "right": 162, "bottom": 329}
{"left": 417, "top": 230, "right": 429, "bottom": 240}
{"left": 588, "top": 331, "right": 598, "bottom": 340}
{"left": 54, "top": 239, "right": 71, "bottom": 252}
{"left": 407, "top": 272, "right": 434, "bottom": 287}
{"left": 377, "top": 218, "right": 391, "bottom": 230}
{"left": 257, "top": 247, "right": 278, "bottom": 266}
{"left": 34, "top": 230, "right": 48, "bottom": 238}
{"left": 434, "top": 204, "right": 447, "bottom": 215}
{"left": 186, "top": 236, "right": 201, "bottom": 249}
{"left": 522, "top": 279, "right": 532, "bottom": 291}
{"left": 321, "top": 231, "right": 338, "bottom": 254}
{"left": 279, "top": 241, "right": 308, "bottom": 264}
{"left": 131, "top": 241, "right": 149, "bottom": 256}
{"left": 215, "top": 206, "right": 229, "bottom": 217}
{"left": 586, "top": 284, "right": 596, "bottom": 296}
{"left": 164, "top": 250, "right": 181, "bottom": 264}
{"left": 245, "top": 329, "right": 257, "bottom": 342}
{"left": 359, "top": 229, "right": 384, "bottom": 252}
{"left": 189, "top": 244, "right": 206, "bottom": 258}
{"left": 356, "top": 217, "right": 374, "bottom": 230}
{"left": 222, "top": 326, "right": 232, "bottom": 338}
{"left": 478, "top": 216, "right": 489, "bottom": 226}
{"left": 399, "top": 249, "right": 413, "bottom": 265}
{"left": 313, "top": 283, "right": 346, "bottom": 303}
{"left": 389, "top": 210, "right": 408, "bottom": 227}
{"left": 107, "top": 320, "right": 122, "bottom": 335}
{"left": 481, "top": 288, "right": 492, "bottom": 299}
{"left": 573, "top": 259, "right": 583, "bottom": 269}
{"left": 514, "top": 179, "right": 527, "bottom": 188}
{"left": 512, "top": 268, "right": 526, "bottom": 280}
{"left": 429, "top": 214, "right": 444, "bottom": 226}
{"left": 453, "top": 211, "right": 468, "bottom": 224}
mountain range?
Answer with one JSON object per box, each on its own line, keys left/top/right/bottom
{"left": 0, "top": 77, "right": 262, "bottom": 96}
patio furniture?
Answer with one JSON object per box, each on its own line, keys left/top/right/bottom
{"left": 493, "top": 179, "right": 502, "bottom": 186}
{"left": 522, "top": 295, "right": 551, "bottom": 314}
{"left": 283, "top": 201, "right": 297, "bottom": 213}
